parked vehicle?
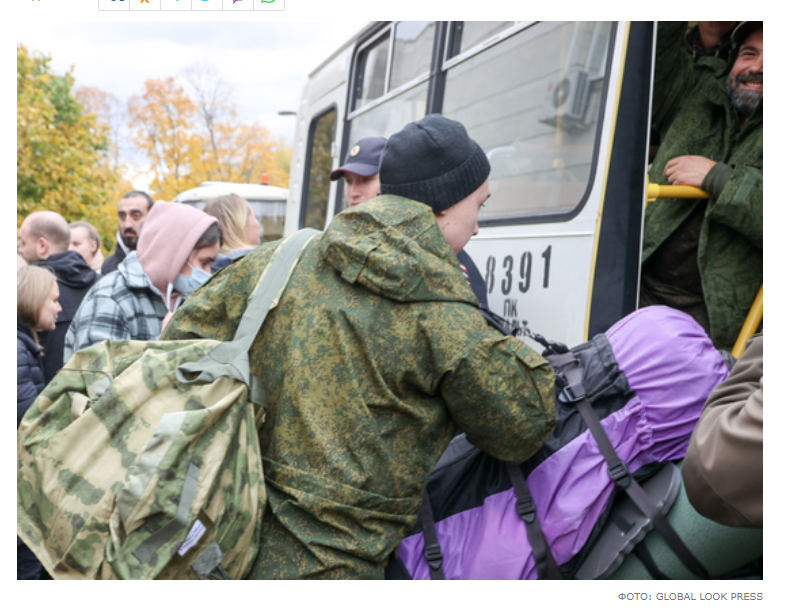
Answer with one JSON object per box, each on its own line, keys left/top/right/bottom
{"left": 175, "top": 181, "right": 289, "bottom": 243}
{"left": 284, "top": 21, "right": 653, "bottom": 347}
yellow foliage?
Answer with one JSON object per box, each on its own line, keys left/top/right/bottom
{"left": 127, "top": 77, "right": 291, "bottom": 200}
{"left": 17, "top": 44, "right": 123, "bottom": 251}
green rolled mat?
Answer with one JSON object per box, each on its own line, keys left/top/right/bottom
{"left": 608, "top": 463, "right": 763, "bottom": 580}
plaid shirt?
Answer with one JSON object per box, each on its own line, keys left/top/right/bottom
{"left": 64, "top": 253, "right": 169, "bottom": 362}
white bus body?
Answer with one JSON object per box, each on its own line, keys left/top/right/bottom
{"left": 284, "top": 22, "right": 655, "bottom": 348}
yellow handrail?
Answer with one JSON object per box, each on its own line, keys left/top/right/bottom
{"left": 646, "top": 182, "right": 711, "bottom": 202}
{"left": 731, "top": 286, "right": 763, "bottom": 358}
{"left": 645, "top": 180, "right": 760, "bottom": 357}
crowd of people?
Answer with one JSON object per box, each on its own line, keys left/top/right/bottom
{"left": 17, "top": 21, "right": 762, "bottom": 580}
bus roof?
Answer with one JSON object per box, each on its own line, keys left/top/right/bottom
{"left": 174, "top": 182, "right": 289, "bottom": 203}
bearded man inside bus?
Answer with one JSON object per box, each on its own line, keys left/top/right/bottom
{"left": 640, "top": 21, "right": 762, "bottom": 353}
{"left": 162, "top": 114, "right": 557, "bottom": 579}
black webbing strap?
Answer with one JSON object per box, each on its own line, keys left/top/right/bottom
{"left": 547, "top": 352, "right": 711, "bottom": 580}
{"left": 420, "top": 490, "right": 446, "bottom": 580}
{"left": 633, "top": 542, "right": 671, "bottom": 580}
{"left": 506, "top": 463, "right": 564, "bottom": 580}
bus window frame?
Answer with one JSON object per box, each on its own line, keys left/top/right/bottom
{"left": 338, "top": 21, "right": 618, "bottom": 228}
{"left": 351, "top": 28, "right": 392, "bottom": 112}
{"left": 299, "top": 103, "right": 338, "bottom": 231}
{"left": 442, "top": 21, "right": 534, "bottom": 67}
{"left": 439, "top": 20, "right": 618, "bottom": 228}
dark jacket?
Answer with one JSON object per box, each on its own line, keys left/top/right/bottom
{"left": 642, "top": 24, "right": 762, "bottom": 351}
{"left": 164, "top": 196, "right": 556, "bottom": 579}
{"left": 34, "top": 250, "right": 99, "bottom": 382}
{"left": 457, "top": 249, "right": 488, "bottom": 308}
{"left": 100, "top": 240, "right": 128, "bottom": 276}
{"left": 683, "top": 333, "right": 763, "bottom": 528}
{"left": 17, "top": 319, "right": 45, "bottom": 428}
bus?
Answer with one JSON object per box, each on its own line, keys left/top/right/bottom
{"left": 175, "top": 181, "right": 289, "bottom": 243}
{"left": 283, "top": 21, "right": 655, "bottom": 348}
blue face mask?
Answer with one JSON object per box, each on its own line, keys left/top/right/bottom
{"left": 173, "top": 263, "right": 211, "bottom": 297}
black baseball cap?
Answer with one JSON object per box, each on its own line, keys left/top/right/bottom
{"left": 330, "top": 136, "right": 387, "bottom": 181}
{"left": 732, "top": 21, "right": 762, "bottom": 46}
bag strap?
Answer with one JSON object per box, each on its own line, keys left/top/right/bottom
{"left": 420, "top": 490, "right": 446, "bottom": 580}
{"left": 546, "top": 352, "right": 711, "bottom": 580}
{"left": 506, "top": 463, "right": 564, "bottom": 579}
{"left": 176, "top": 228, "right": 320, "bottom": 400}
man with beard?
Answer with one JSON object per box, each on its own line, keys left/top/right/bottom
{"left": 101, "top": 191, "right": 154, "bottom": 275}
{"left": 640, "top": 22, "right": 762, "bottom": 352}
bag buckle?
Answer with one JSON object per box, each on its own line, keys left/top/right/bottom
{"left": 559, "top": 382, "right": 586, "bottom": 404}
{"left": 608, "top": 461, "right": 632, "bottom": 488}
{"left": 424, "top": 543, "right": 443, "bottom": 570}
{"left": 516, "top": 496, "right": 537, "bottom": 524}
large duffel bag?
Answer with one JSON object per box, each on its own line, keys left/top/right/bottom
{"left": 395, "top": 306, "right": 731, "bottom": 580}
{"left": 17, "top": 229, "right": 319, "bottom": 580}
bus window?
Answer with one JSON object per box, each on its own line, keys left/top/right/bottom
{"left": 447, "top": 21, "right": 514, "bottom": 57}
{"left": 347, "top": 81, "right": 428, "bottom": 152}
{"left": 442, "top": 21, "right": 613, "bottom": 223}
{"left": 390, "top": 22, "right": 436, "bottom": 92}
{"left": 353, "top": 32, "right": 390, "bottom": 111}
{"left": 301, "top": 108, "right": 337, "bottom": 230}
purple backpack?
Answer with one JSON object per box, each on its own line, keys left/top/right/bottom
{"left": 396, "top": 306, "right": 729, "bottom": 580}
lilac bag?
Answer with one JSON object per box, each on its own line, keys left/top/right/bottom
{"left": 397, "top": 306, "right": 729, "bottom": 580}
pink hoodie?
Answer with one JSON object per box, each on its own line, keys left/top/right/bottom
{"left": 136, "top": 201, "right": 218, "bottom": 305}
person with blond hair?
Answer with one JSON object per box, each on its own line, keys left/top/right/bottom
{"left": 18, "top": 210, "right": 98, "bottom": 382}
{"left": 69, "top": 221, "right": 105, "bottom": 273}
{"left": 17, "top": 265, "right": 61, "bottom": 579}
{"left": 203, "top": 194, "right": 261, "bottom": 272}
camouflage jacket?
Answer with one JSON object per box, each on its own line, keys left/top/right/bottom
{"left": 643, "top": 37, "right": 763, "bottom": 352}
{"left": 163, "top": 196, "right": 557, "bottom": 579}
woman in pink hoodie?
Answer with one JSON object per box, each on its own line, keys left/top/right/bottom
{"left": 64, "top": 202, "right": 221, "bottom": 360}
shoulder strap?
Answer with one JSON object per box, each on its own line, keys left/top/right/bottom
{"left": 546, "top": 352, "right": 711, "bottom": 580}
{"left": 506, "top": 462, "right": 564, "bottom": 579}
{"left": 420, "top": 490, "right": 446, "bottom": 580}
{"left": 176, "top": 229, "right": 320, "bottom": 402}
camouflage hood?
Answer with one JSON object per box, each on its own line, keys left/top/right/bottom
{"left": 318, "top": 195, "right": 477, "bottom": 305}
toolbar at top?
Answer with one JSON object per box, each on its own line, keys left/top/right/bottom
{"left": 98, "top": 0, "right": 284, "bottom": 10}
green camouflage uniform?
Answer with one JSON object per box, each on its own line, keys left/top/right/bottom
{"left": 163, "top": 196, "right": 557, "bottom": 579}
{"left": 642, "top": 22, "right": 762, "bottom": 352}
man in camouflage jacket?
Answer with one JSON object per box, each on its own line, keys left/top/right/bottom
{"left": 163, "top": 115, "right": 557, "bottom": 579}
{"left": 641, "top": 22, "right": 762, "bottom": 352}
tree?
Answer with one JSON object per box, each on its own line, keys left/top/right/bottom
{"left": 75, "top": 85, "right": 126, "bottom": 173}
{"left": 17, "top": 44, "right": 122, "bottom": 250}
{"left": 127, "top": 77, "right": 197, "bottom": 199}
{"left": 128, "top": 69, "right": 291, "bottom": 201}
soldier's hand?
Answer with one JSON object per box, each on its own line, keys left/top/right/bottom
{"left": 664, "top": 155, "right": 717, "bottom": 188}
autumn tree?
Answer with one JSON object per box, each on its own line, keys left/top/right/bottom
{"left": 127, "top": 67, "right": 291, "bottom": 201}
{"left": 17, "top": 44, "right": 122, "bottom": 249}
{"left": 127, "top": 77, "right": 198, "bottom": 199}
{"left": 75, "top": 85, "right": 126, "bottom": 173}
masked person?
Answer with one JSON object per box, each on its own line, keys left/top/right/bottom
{"left": 163, "top": 114, "right": 556, "bottom": 580}
{"left": 64, "top": 202, "right": 221, "bottom": 361}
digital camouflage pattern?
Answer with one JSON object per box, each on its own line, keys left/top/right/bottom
{"left": 643, "top": 22, "right": 763, "bottom": 352}
{"left": 17, "top": 337, "right": 266, "bottom": 580}
{"left": 163, "top": 195, "right": 557, "bottom": 579}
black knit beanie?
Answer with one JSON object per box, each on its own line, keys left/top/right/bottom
{"left": 379, "top": 114, "right": 490, "bottom": 213}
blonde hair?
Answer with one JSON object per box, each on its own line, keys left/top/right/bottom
{"left": 203, "top": 194, "right": 255, "bottom": 255}
{"left": 18, "top": 265, "right": 57, "bottom": 346}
